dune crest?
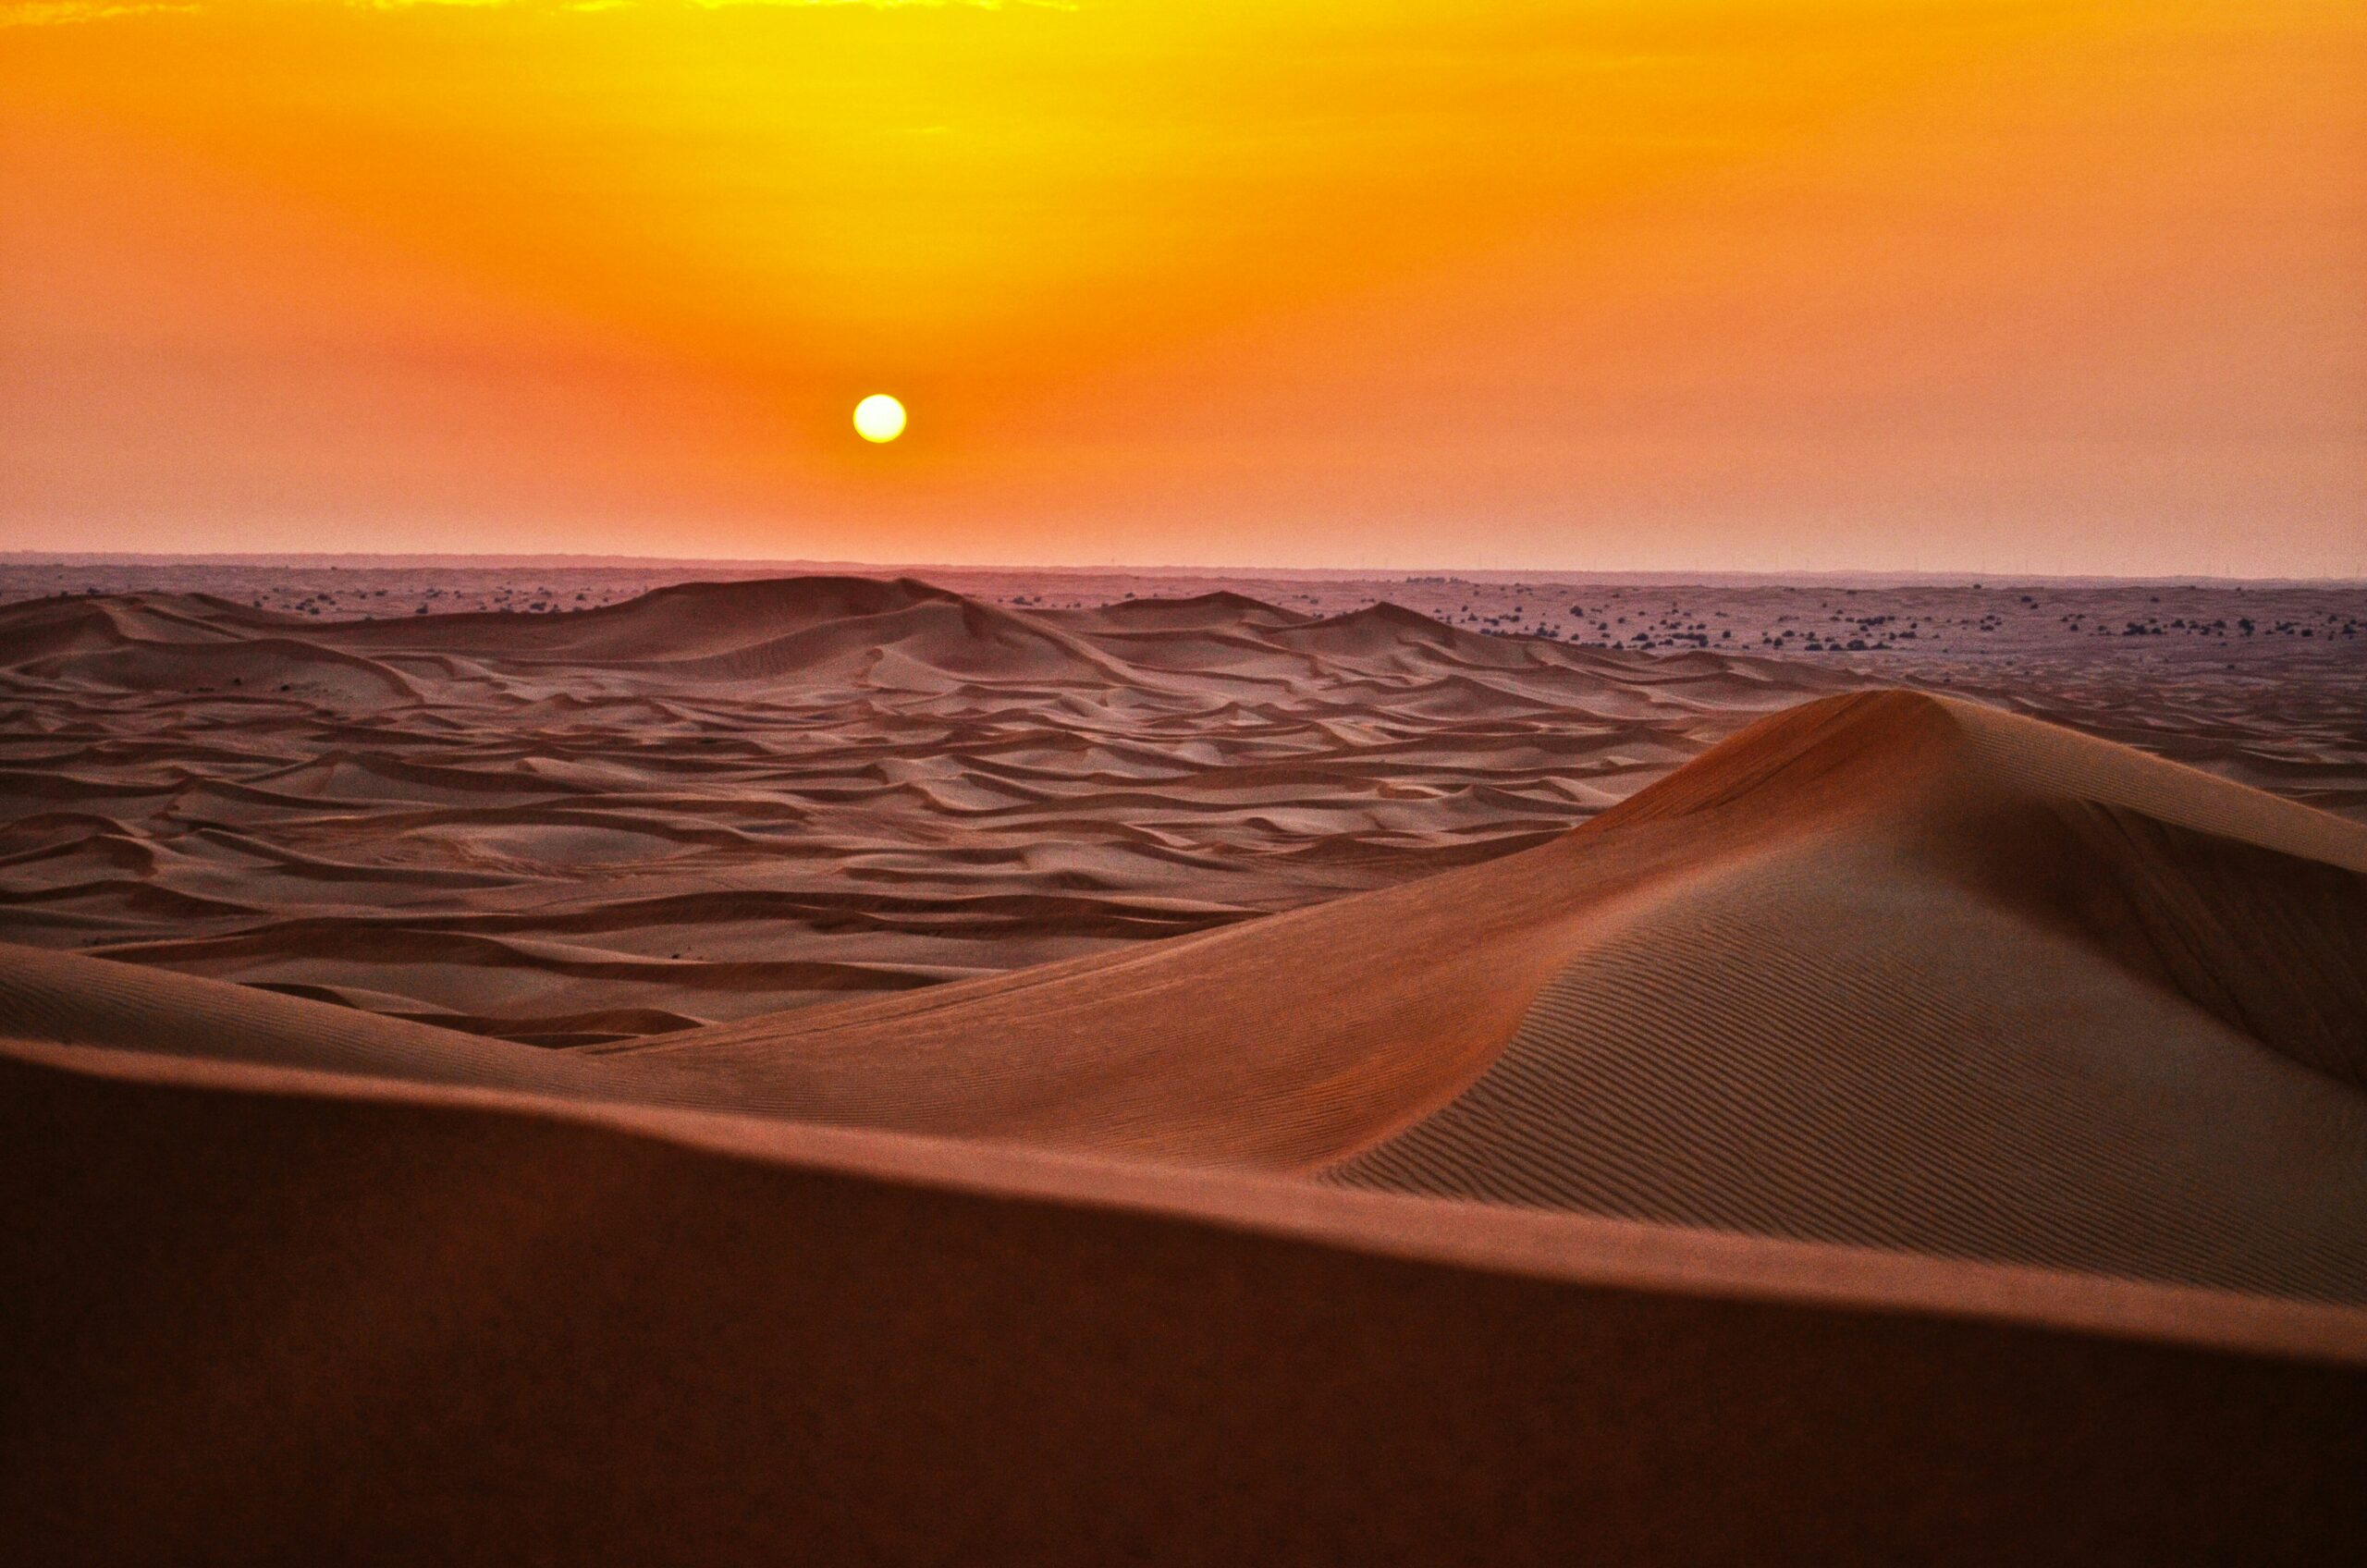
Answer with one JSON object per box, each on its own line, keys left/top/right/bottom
{"left": 1324, "top": 703, "right": 2367, "bottom": 1300}
{"left": 553, "top": 690, "right": 2367, "bottom": 1302}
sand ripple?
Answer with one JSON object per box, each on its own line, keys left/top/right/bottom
{"left": 0, "top": 578, "right": 1846, "bottom": 1041}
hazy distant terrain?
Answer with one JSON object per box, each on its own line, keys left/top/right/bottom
{"left": 9, "top": 556, "right": 2361, "bottom": 815}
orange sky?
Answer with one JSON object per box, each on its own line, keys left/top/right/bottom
{"left": 3, "top": 0, "right": 2361, "bottom": 573}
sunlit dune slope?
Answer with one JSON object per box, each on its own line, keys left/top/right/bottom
{"left": 1324, "top": 693, "right": 2367, "bottom": 1301}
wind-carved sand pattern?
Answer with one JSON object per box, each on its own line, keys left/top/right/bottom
{"left": 4, "top": 577, "right": 2366, "bottom": 1562}
{"left": 1321, "top": 693, "right": 2367, "bottom": 1300}
{"left": 0, "top": 577, "right": 1851, "bottom": 1042}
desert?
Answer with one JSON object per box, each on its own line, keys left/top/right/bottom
{"left": 3, "top": 560, "right": 2365, "bottom": 1562}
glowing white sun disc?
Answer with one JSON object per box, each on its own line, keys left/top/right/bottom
{"left": 852, "top": 394, "right": 906, "bottom": 443}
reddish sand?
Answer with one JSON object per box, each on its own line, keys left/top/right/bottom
{"left": 3, "top": 573, "right": 2365, "bottom": 1562}
{"left": 0, "top": 576, "right": 1850, "bottom": 1041}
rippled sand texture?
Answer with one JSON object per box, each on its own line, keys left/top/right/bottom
{"left": 12, "top": 557, "right": 2361, "bottom": 824}
{"left": 0, "top": 578, "right": 1848, "bottom": 1042}
{"left": 4, "top": 689, "right": 2365, "bottom": 1564}
{"left": 6, "top": 582, "right": 2367, "bottom": 1563}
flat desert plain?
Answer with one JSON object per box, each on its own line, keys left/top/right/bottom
{"left": 3, "top": 557, "right": 2364, "bottom": 1563}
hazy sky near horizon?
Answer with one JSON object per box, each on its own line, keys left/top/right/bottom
{"left": 3, "top": 1, "right": 2361, "bottom": 574}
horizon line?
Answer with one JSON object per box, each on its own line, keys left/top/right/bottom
{"left": 5, "top": 551, "right": 2362, "bottom": 588}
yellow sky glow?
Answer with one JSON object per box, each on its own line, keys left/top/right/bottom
{"left": 2, "top": 0, "right": 2361, "bottom": 571}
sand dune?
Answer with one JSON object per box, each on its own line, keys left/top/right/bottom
{"left": 4, "top": 579, "right": 2365, "bottom": 1560}
{"left": 4, "top": 680, "right": 2362, "bottom": 1299}
{"left": 1326, "top": 695, "right": 2367, "bottom": 1299}
{"left": 0, "top": 578, "right": 1846, "bottom": 1041}
{"left": 570, "top": 691, "right": 2367, "bottom": 1301}
{"left": 7, "top": 1037, "right": 2362, "bottom": 1567}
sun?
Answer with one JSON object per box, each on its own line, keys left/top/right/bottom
{"left": 852, "top": 394, "right": 906, "bottom": 443}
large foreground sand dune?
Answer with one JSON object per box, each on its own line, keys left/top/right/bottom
{"left": 5, "top": 1037, "right": 2364, "bottom": 1566}
{"left": 4, "top": 583, "right": 2365, "bottom": 1560}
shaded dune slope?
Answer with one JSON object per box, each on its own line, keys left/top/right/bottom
{"left": 6, "top": 1040, "right": 2362, "bottom": 1566}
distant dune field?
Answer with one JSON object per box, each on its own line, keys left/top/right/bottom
{"left": 0, "top": 577, "right": 1854, "bottom": 1040}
